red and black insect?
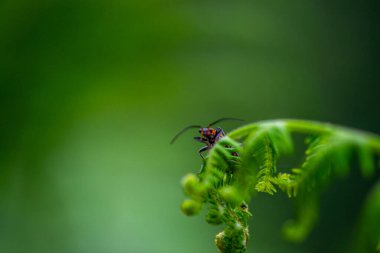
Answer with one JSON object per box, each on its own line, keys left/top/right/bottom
{"left": 170, "top": 118, "right": 243, "bottom": 159}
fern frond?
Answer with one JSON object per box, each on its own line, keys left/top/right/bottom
{"left": 238, "top": 123, "right": 293, "bottom": 195}
{"left": 287, "top": 133, "right": 355, "bottom": 196}
{"left": 180, "top": 119, "right": 380, "bottom": 253}
{"left": 200, "top": 137, "right": 241, "bottom": 189}
{"left": 352, "top": 180, "right": 380, "bottom": 253}
{"left": 282, "top": 193, "right": 319, "bottom": 242}
{"left": 246, "top": 127, "right": 277, "bottom": 195}
{"left": 357, "top": 143, "right": 376, "bottom": 178}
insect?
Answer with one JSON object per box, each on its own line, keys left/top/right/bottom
{"left": 170, "top": 118, "right": 243, "bottom": 159}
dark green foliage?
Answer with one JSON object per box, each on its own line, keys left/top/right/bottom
{"left": 180, "top": 120, "right": 380, "bottom": 253}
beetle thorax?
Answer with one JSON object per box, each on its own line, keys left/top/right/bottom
{"left": 200, "top": 127, "right": 217, "bottom": 139}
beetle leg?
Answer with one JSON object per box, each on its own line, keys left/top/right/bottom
{"left": 214, "top": 128, "right": 226, "bottom": 142}
{"left": 198, "top": 146, "right": 209, "bottom": 159}
{"left": 194, "top": 137, "right": 208, "bottom": 143}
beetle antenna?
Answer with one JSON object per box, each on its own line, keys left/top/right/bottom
{"left": 170, "top": 125, "right": 202, "bottom": 144}
{"left": 208, "top": 117, "right": 244, "bottom": 127}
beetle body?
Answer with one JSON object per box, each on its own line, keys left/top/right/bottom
{"left": 170, "top": 118, "right": 243, "bottom": 159}
{"left": 195, "top": 127, "right": 225, "bottom": 158}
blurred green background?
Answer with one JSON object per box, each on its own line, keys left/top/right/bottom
{"left": 1, "top": 0, "right": 379, "bottom": 252}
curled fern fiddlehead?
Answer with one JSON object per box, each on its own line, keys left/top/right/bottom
{"left": 180, "top": 119, "right": 380, "bottom": 253}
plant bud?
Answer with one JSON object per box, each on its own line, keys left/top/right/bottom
{"left": 219, "top": 186, "right": 242, "bottom": 206}
{"left": 206, "top": 208, "right": 223, "bottom": 225}
{"left": 180, "top": 199, "right": 202, "bottom": 216}
{"left": 181, "top": 173, "right": 199, "bottom": 195}
{"left": 182, "top": 173, "right": 206, "bottom": 198}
